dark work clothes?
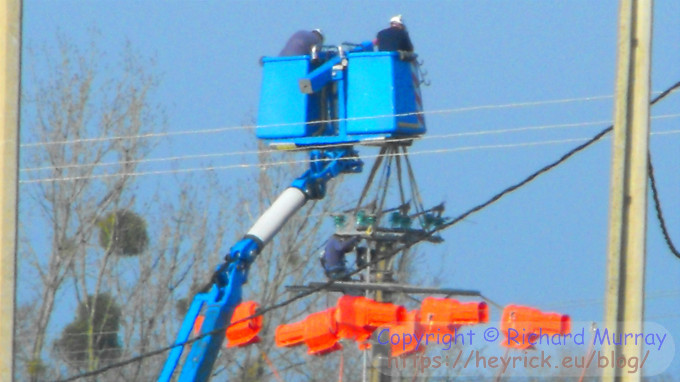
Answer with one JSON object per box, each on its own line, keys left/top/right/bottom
{"left": 322, "top": 235, "right": 360, "bottom": 271}
{"left": 279, "top": 30, "right": 323, "bottom": 56}
{"left": 376, "top": 26, "right": 414, "bottom": 52}
{"left": 325, "top": 268, "right": 352, "bottom": 281}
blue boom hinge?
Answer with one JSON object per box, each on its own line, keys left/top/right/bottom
{"left": 291, "top": 148, "right": 363, "bottom": 199}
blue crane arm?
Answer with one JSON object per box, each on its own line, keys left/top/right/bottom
{"left": 159, "top": 147, "right": 362, "bottom": 382}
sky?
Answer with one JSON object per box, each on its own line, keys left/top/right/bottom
{"left": 19, "top": 0, "right": 680, "bottom": 379}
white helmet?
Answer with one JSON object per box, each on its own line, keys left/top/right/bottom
{"left": 390, "top": 14, "right": 403, "bottom": 26}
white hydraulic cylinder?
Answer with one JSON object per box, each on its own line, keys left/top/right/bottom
{"left": 247, "top": 187, "right": 307, "bottom": 245}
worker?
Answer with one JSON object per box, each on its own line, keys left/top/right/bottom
{"left": 320, "top": 234, "right": 361, "bottom": 280}
{"left": 355, "top": 246, "right": 368, "bottom": 270}
{"left": 279, "top": 29, "right": 324, "bottom": 56}
{"left": 376, "top": 15, "right": 414, "bottom": 53}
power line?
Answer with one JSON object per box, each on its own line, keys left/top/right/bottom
{"left": 55, "top": 80, "right": 680, "bottom": 382}
{"left": 21, "top": 94, "right": 616, "bottom": 149}
{"left": 19, "top": 117, "right": 615, "bottom": 173}
{"left": 20, "top": 113, "right": 680, "bottom": 175}
{"left": 648, "top": 151, "right": 680, "bottom": 259}
{"left": 19, "top": 136, "right": 598, "bottom": 184}
{"left": 646, "top": 81, "right": 680, "bottom": 260}
{"left": 22, "top": 129, "right": 680, "bottom": 185}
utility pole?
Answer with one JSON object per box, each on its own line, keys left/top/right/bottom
{"left": 370, "top": 242, "right": 393, "bottom": 382}
{"left": 0, "top": 0, "right": 21, "bottom": 380}
{"left": 603, "top": 1, "right": 652, "bottom": 381}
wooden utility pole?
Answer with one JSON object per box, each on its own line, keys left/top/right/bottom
{"left": 0, "top": 0, "right": 21, "bottom": 380}
{"left": 603, "top": 1, "right": 653, "bottom": 381}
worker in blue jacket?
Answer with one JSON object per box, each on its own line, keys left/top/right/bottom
{"left": 376, "top": 15, "right": 414, "bottom": 53}
{"left": 320, "top": 234, "right": 361, "bottom": 280}
{"left": 279, "top": 29, "right": 324, "bottom": 56}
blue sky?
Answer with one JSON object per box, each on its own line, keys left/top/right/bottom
{"left": 20, "top": 0, "right": 680, "bottom": 378}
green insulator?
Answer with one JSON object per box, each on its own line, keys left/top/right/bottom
{"left": 389, "top": 212, "right": 401, "bottom": 227}
{"left": 423, "top": 213, "right": 444, "bottom": 228}
{"left": 356, "top": 210, "right": 367, "bottom": 228}
{"left": 423, "top": 214, "right": 434, "bottom": 228}
{"left": 333, "top": 215, "right": 346, "bottom": 228}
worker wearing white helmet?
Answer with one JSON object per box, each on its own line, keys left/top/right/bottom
{"left": 279, "top": 29, "right": 324, "bottom": 56}
{"left": 390, "top": 15, "right": 404, "bottom": 25}
{"left": 376, "top": 14, "right": 414, "bottom": 52}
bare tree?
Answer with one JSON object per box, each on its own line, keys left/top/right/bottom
{"left": 106, "top": 178, "right": 229, "bottom": 381}
{"left": 18, "top": 33, "right": 234, "bottom": 381}
{"left": 18, "top": 36, "right": 159, "bottom": 380}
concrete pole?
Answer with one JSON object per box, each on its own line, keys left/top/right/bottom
{"left": 370, "top": 242, "right": 393, "bottom": 382}
{"left": 0, "top": 0, "right": 21, "bottom": 380}
{"left": 603, "top": 0, "right": 653, "bottom": 381}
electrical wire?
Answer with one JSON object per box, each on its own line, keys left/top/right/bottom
{"left": 648, "top": 151, "right": 680, "bottom": 259}
{"left": 17, "top": 117, "right": 614, "bottom": 173}
{"left": 21, "top": 94, "right": 616, "bottom": 149}
{"left": 647, "top": 83, "right": 680, "bottom": 259}
{"left": 21, "top": 113, "right": 680, "bottom": 174}
{"left": 54, "top": 80, "right": 680, "bottom": 382}
{"left": 21, "top": 136, "right": 604, "bottom": 184}
{"left": 20, "top": 127, "right": 680, "bottom": 184}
